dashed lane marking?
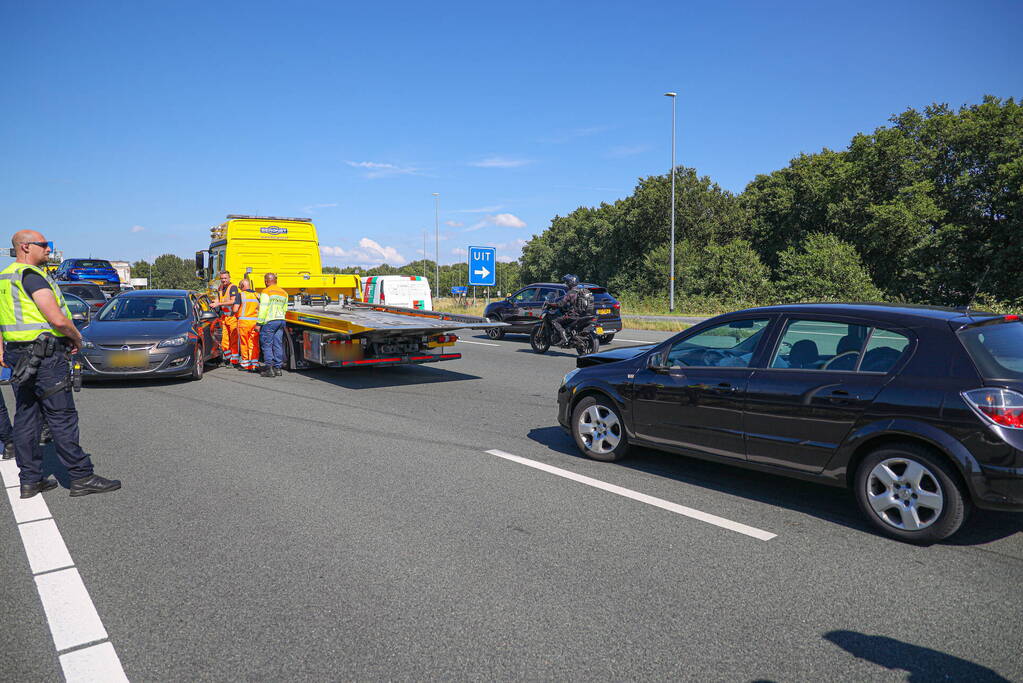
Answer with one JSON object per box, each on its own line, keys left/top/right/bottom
{"left": 484, "top": 449, "right": 776, "bottom": 541}
{"left": 458, "top": 340, "right": 501, "bottom": 346}
{"left": 1, "top": 459, "right": 128, "bottom": 681}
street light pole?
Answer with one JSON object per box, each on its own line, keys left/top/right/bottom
{"left": 665, "top": 91, "right": 677, "bottom": 312}
{"left": 433, "top": 193, "right": 440, "bottom": 299}
{"left": 423, "top": 231, "right": 427, "bottom": 280}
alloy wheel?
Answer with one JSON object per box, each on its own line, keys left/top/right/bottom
{"left": 865, "top": 457, "right": 944, "bottom": 531}
{"left": 577, "top": 404, "right": 622, "bottom": 455}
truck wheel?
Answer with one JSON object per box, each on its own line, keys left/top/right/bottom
{"left": 485, "top": 317, "right": 505, "bottom": 340}
{"left": 854, "top": 443, "right": 968, "bottom": 543}
{"left": 530, "top": 325, "right": 550, "bottom": 354}
{"left": 572, "top": 395, "right": 629, "bottom": 462}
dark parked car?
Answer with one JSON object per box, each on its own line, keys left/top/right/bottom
{"left": 57, "top": 281, "right": 107, "bottom": 310}
{"left": 557, "top": 303, "right": 1023, "bottom": 543}
{"left": 63, "top": 292, "right": 93, "bottom": 329}
{"left": 485, "top": 282, "right": 622, "bottom": 343}
{"left": 55, "top": 258, "right": 120, "bottom": 288}
{"left": 80, "top": 289, "right": 221, "bottom": 380}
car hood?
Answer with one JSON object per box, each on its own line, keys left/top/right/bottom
{"left": 82, "top": 319, "right": 192, "bottom": 344}
{"left": 576, "top": 344, "right": 655, "bottom": 368}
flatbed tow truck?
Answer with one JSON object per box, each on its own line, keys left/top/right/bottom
{"left": 195, "top": 215, "right": 504, "bottom": 370}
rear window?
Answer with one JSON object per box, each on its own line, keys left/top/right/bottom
{"left": 61, "top": 284, "right": 102, "bottom": 299}
{"left": 958, "top": 321, "right": 1023, "bottom": 380}
{"left": 71, "top": 260, "right": 112, "bottom": 269}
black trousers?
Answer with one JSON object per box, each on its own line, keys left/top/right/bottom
{"left": 6, "top": 346, "right": 93, "bottom": 484}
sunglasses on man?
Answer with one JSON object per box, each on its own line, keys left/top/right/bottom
{"left": 24, "top": 241, "right": 54, "bottom": 250}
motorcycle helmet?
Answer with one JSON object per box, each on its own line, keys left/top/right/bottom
{"left": 561, "top": 273, "right": 579, "bottom": 288}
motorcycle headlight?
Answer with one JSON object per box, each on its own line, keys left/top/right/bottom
{"left": 562, "top": 369, "right": 580, "bottom": 387}
{"left": 157, "top": 335, "right": 188, "bottom": 348}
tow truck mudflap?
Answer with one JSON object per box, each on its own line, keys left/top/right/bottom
{"left": 339, "top": 353, "right": 462, "bottom": 368}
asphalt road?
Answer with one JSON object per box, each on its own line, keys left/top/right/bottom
{"left": 2, "top": 327, "right": 1021, "bottom": 681}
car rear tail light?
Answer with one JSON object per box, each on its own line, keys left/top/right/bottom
{"left": 613, "top": 303, "right": 620, "bottom": 310}
{"left": 93, "top": 302, "right": 104, "bottom": 307}
{"left": 1005, "top": 315, "right": 1020, "bottom": 322}
{"left": 962, "top": 388, "right": 1023, "bottom": 429}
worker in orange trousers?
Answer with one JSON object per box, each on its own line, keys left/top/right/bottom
{"left": 212, "top": 270, "right": 241, "bottom": 366}
{"left": 236, "top": 278, "right": 261, "bottom": 372}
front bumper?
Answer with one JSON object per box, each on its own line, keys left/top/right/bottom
{"left": 557, "top": 383, "right": 573, "bottom": 430}
{"left": 80, "top": 343, "right": 195, "bottom": 378}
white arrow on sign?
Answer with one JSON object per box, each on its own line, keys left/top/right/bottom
{"left": 474, "top": 266, "right": 491, "bottom": 279}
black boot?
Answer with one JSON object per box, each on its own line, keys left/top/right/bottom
{"left": 20, "top": 477, "right": 59, "bottom": 499}
{"left": 69, "top": 474, "right": 121, "bottom": 497}
{"left": 260, "top": 367, "right": 275, "bottom": 377}
{"left": 2, "top": 442, "right": 13, "bottom": 460}
{"left": 273, "top": 367, "right": 282, "bottom": 376}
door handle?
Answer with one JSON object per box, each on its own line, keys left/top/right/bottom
{"left": 716, "top": 382, "right": 739, "bottom": 393}
{"left": 830, "top": 389, "right": 850, "bottom": 396}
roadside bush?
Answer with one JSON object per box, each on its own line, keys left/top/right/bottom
{"left": 774, "top": 233, "right": 884, "bottom": 303}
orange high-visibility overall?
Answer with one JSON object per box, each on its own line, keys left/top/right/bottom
{"left": 236, "top": 290, "right": 262, "bottom": 370}
{"left": 218, "top": 283, "right": 240, "bottom": 364}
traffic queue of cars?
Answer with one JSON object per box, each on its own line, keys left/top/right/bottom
{"left": 557, "top": 303, "right": 1023, "bottom": 543}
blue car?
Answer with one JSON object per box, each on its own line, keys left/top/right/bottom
{"left": 55, "top": 258, "right": 120, "bottom": 289}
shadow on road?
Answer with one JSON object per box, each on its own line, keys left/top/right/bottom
{"left": 823, "top": 630, "right": 1011, "bottom": 682}
{"left": 297, "top": 364, "right": 481, "bottom": 390}
{"left": 514, "top": 348, "right": 582, "bottom": 359}
{"left": 525, "top": 425, "right": 1023, "bottom": 545}
{"left": 81, "top": 377, "right": 190, "bottom": 390}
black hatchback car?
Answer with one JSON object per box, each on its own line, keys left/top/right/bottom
{"left": 80, "top": 289, "right": 222, "bottom": 380}
{"left": 557, "top": 303, "right": 1023, "bottom": 543}
{"left": 485, "top": 282, "right": 622, "bottom": 343}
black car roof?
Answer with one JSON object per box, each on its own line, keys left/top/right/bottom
{"left": 733, "top": 302, "right": 1000, "bottom": 327}
{"left": 117, "top": 289, "right": 193, "bottom": 297}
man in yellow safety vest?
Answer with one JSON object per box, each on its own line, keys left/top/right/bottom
{"left": 0, "top": 230, "right": 120, "bottom": 499}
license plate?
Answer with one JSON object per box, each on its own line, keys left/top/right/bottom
{"left": 595, "top": 326, "right": 604, "bottom": 335}
{"left": 109, "top": 351, "right": 147, "bottom": 368}
{"left": 597, "top": 308, "right": 610, "bottom": 315}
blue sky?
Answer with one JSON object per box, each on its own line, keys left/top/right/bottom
{"left": 1, "top": 0, "right": 1020, "bottom": 268}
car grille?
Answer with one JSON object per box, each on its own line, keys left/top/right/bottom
{"left": 97, "top": 343, "right": 154, "bottom": 351}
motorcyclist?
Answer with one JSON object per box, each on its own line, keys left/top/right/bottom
{"left": 550, "top": 274, "right": 581, "bottom": 345}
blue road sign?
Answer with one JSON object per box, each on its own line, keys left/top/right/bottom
{"left": 451, "top": 286, "right": 467, "bottom": 295}
{"left": 468, "top": 246, "right": 496, "bottom": 286}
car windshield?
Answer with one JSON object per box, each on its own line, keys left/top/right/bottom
{"left": 958, "top": 321, "right": 1023, "bottom": 380}
{"left": 98, "top": 296, "right": 188, "bottom": 321}
{"left": 72, "top": 260, "right": 112, "bottom": 269}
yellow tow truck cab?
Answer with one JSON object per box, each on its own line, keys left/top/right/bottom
{"left": 195, "top": 214, "right": 506, "bottom": 370}
{"left": 197, "top": 214, "right": 360, "bottom": 298}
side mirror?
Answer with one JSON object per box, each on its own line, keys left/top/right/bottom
{"left": 194, "top": 251, "right": 206, "bottom": 280}
{"left": 647, "top": 353, "right": 669, "bottom": 373}
{"left": 72, "top": 312, "right": 87, "bottom": 323}
{"left": 200, "top": 311, "right": 219, "bottom": 321}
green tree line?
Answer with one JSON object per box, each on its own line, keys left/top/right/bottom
{"left": 521, "top": 95, "right": 1022, "bottom": 312}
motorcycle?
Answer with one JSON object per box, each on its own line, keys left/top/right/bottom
{"left": 529, "top": 298, "right": 601, "bottom": 356}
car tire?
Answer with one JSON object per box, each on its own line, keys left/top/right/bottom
{"left": 189, "top": 344, "right": 204, "bottom": 381}
{"left": 854, "top": 443, "right": 968, "bottom": 543}
{"left": 571, "top": 395, "right": 630, "bottom": 462}
{"left": 485, "top": 317, "right": 505, "bottom": 340}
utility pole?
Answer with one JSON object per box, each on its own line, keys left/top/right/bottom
{"left": 665, "top": 91, "right": 677, "bottom": 312}
{"left": 433, "top": 193, "right": 440, "bottom": 299}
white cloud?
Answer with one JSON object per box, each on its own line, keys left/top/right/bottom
{"left": 130, "top": 225, "right": 145, "bottom": 233}
{"left": 444, "top": 220, "right": 464, "bottom": 228}
{"left": 302, "top": 202, "right": 338, "bottom": 214}
{"left": 319, "top": 238, "right": 406, "bottom": 266}
{"left": 466, "top": 213, "right": 527, "bottom": 232}
{"left": 497, "top": 255, "right": 516, "bottom": 263}
{"left": 491, "top": 213, "right": 526, "bottom": 228}
{"left": 469, "top": 157, "right": 532, "bottom": 168}
{"left": 345, "top": 160, "right": 420, "bottom": 179}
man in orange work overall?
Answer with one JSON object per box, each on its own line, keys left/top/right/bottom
{"left": 235, "top": 277, "right": 261, "bottom": 372}
{"left": 212, "top": 270, "right": 241, "bottom": 367}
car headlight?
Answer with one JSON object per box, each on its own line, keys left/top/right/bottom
{"left": 562, "top": 368, "right": 580, "bottom": 387}
{"left": 157, "top": 335, "right": 188, "bottom": 348}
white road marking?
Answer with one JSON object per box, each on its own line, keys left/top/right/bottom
{"left": 2, "top": 460, "right": 127, "bottom": 678}
{"left": 19, "top": 519, "right": 74, "bottom": 574}
{"left": 485, "top": 449, "right": 776, "bottom": 541}
{"left": 60, "top": 642, "right": 129, "bottom": 683}
{"left": 35, "top": 568, "right": 109, "bottom": 651}
{"left": 614, "top": 338, "right": 658, "bottom": 344}
{"left": 6, "top": 485, "right": 53, "bottom": 523}
{"left": 459, "top": 339, "right": 501, "bottom": 346}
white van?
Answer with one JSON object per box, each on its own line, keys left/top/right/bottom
{"left": 361, "top": 276, "right": 433, "bottom": 310}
